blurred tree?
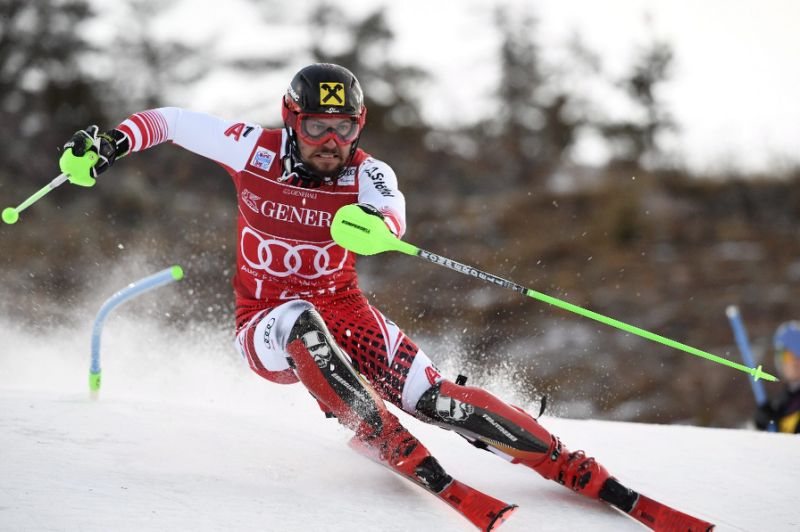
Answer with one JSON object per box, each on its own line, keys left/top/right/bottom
{"left": 0, "top": 0, "right": 105, "bottom": 183}
{"left": 598, "top": 40, "right": 676, "bottom": 170}
{"left": 0, "top": 0, "right": 798, "bottom": 432}
{"left": 491, "top": 6, "right": 546, "bottom": 186}
{"left": 306, "top": 3, "right": 435, "bottom": 197}
{"left": 107, "top": 0, "right": 209, "bottom": 111}
{"left": 310, "top": 6, "right": 428, "bottom": 129}
{"left": 476, "top": 7, "right": 584, "bottom": 190}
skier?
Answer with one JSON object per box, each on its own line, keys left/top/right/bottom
{"left": 754, "top": 322, "right": 800, "bottom": 433}
{"left": 60, "top": 63, "right": 713, "bottom": 530}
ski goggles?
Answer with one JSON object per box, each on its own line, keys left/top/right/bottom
{"left": 295, "top": 114, "right": 362, "bottom": 146}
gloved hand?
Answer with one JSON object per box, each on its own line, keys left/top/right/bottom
{"left": 754, "top": 402, "right": 777, "bottom": 430}
{"left": 60, "top": 126, "right": 129, "bottom": 187}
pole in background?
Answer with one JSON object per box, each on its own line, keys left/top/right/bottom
{"left": 725, "top": 305, "right": 777, "bottom": 432}
{"left": 89, "top": 265, "right": 185, "bottom": 398}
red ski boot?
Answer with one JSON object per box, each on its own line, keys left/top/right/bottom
{"left": 522, "top": 438, "right": 715, "bottom": 530}
{"left": 357, "top": 415, "right": 431, "bottom": 477}
{"left": 518, "top": 435, "right": 611, "bottom": 499}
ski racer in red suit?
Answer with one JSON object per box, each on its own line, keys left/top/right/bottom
{"left": 62, "top": 63, "right": 713, "bottom": 531}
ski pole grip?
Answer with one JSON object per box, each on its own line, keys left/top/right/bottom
{"left": 60, "top": 137, "right": 99, "bottom": 187}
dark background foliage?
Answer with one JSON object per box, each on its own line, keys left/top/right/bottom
{"left": 1, "top": 0, "right": 798, "bottom": 428}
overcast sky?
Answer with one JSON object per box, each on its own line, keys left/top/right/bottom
{"left": 98, "top": 0, "right": 800, "bottom": 174}
{"left": 369, "top": 0, "right": 800, "bottom": 174}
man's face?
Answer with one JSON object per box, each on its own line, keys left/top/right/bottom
{"left": 297, "top": 136, "right": 352, "bottom": 178}
{"left": 293, "top": 114, "right": 361, "bottom": 178}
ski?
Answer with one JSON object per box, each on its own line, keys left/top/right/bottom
{"left": 600, "top": 477, "right": 715, "bottom": 531}
{"left": 349, "top": 436, "right": 518, "bottom": 531}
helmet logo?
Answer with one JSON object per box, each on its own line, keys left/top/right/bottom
{"left": 320, "top": 82, "right": 345, "bottom": 106}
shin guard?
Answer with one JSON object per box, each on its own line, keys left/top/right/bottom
{"left": 286, "top": 309, "right": 385, "bottom": 434}
{"left": 415, "top": 380, "right": 552, "bottom": 458}
{"left": 286, "top": 309, "right": 430, "bottom": 475}
{"left": 416, "top": 380, "right": 611, "bottom": 499}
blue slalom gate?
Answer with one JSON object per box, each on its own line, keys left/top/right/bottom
{"left": 89, "top": 265, "right": 184, "bottom": 396}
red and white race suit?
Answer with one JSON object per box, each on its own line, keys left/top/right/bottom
{"left": 117, "top": 108, "right": 441, "bottom": 411}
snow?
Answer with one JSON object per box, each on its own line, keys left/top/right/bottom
{"left": 1, "top": 316, "right": 798, "bottom": 531}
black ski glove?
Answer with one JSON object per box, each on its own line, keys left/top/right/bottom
{"left": 754, "top": 402, "right": 777, "bottom": 430}
{"left": 63, "top": 125, "right": 130, "bottom": 179}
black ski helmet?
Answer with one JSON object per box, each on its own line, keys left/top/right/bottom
{"left": 282, "top": 63, "right": 366, "bottom": 121}
{"left": 280, "top": 64, "right": 367, "bottom": 184}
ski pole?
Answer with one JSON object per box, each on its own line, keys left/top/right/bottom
{"left": 725, "top": 305, "right": 777, "bottom": 431}
{"left": 2, "top": 173, "right": 70, "bottom": 224}
{"left": 3, "top": 133, "right": 101, "bottom": 225}
{"left": 89, "top": 265, "right": 185, "bottom": 398}
{"left": 330, "top": 204, "right": 778, "bottom": 382}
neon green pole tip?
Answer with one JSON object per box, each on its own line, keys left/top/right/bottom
{"left": 752, "top": 364, "right": 778, "bottom": 382}
{"left": 89, "top": 371, "right": 101, "bottom": 392}
{"left": 2, "top": 207, "right": 18, "bottom": 224}
{"left": 170, "top": 265, "right": 184, "bottom": 280}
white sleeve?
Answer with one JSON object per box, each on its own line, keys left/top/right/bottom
{"left": 357, "top": 157, "right": 406, "bottom": 237}
{"left": 116, "top": 107, "right": 261, "bottom": 172}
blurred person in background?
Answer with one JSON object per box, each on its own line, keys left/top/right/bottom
{"left": 755, "top": 322, "right": 800, "bottom": 433}
{"left": 57, "top": 63, "right": 712, "bottom": 529}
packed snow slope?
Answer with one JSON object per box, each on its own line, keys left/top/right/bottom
{"left": 0, "top": 315, "right": 797, "bottom": 532}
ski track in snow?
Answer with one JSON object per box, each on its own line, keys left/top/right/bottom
{"left": 0, "top": 316, "right": 798, "bottom": 532}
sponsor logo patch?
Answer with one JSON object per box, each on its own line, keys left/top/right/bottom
{"left": 302, "top": 331, "right": 333, "bottom": 368}
{"left": 425, "top": 366, "right": 442, "bottom": 385}
{"left": 251, "top": 147, "right": 276, "bottom": 171}
{"left": 436, "top": 396, "right": 474, "bottom": 422}
{"left": 241, "top": 189, "right": 261, "bottom": 213}
{"left": 363, "top": 165, "right": 393, "bottom": 197}
{"left": 263, "top": 317, "right": 276, "bottom": 349}
{"left": 241, "top": 227, "right": 345, "bottom": 279}
{"left": 320, "top": 82, "right": 345, "bottom": 106}
{"left": 337, "top": 167, "right": 356, "bottom": 186}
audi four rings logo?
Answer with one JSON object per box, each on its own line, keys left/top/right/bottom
{"left": 240, "top": 227, "right": 347, "bottom": 279}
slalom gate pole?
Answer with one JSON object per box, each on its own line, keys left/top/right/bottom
{"left": 89, "top": 265, "right": 185, "bottom": 398}
{"left": 725, "top": 305, "right": 777, "bottom": 431}
{"left": 330, "top": 204, "right": 778, "bottom": 382}
{"left": 2, "top": 174, "right": 70, "bottom": 225}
